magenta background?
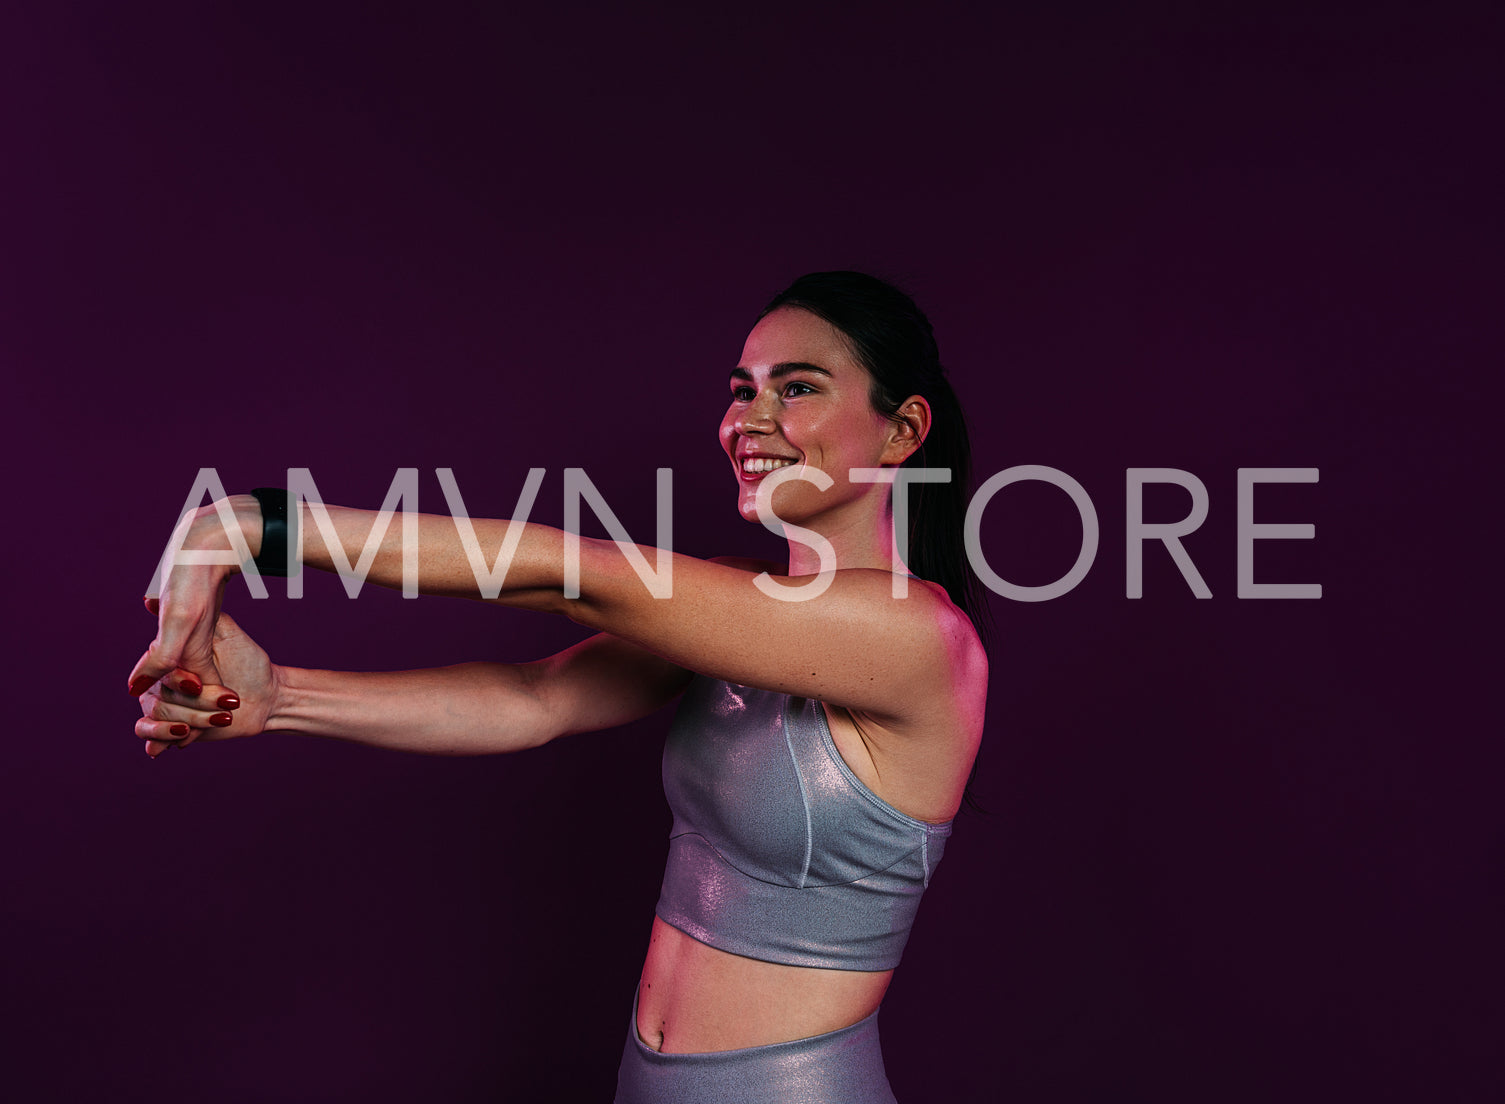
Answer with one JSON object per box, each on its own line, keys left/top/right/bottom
{"left": 4, "top": 3, "right": 1500, "bottom": 1101}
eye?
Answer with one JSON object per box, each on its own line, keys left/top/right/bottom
{"left": 783, "top": 381, "right": 816, "bottom": 397}
{"left": 731, "top": 384, "right": 756, "bottom": 402}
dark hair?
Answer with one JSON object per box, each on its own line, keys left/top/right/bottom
{"left": 761, "top": 271, "right": 991, "bottom": 648}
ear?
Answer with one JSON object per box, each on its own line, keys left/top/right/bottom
{"left": 882, "top": 395, "right": 932, "bottom": 465}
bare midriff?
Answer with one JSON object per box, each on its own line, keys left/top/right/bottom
{"left": 634, "top": 914, "right": 893, "bottom": 1054}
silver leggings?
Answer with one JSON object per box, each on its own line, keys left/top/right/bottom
{"left": 614, "top": 987, "right": 898, "bottom": 1104}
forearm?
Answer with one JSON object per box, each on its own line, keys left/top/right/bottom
{"left": 203, "top": 495, "right": 571, "bottom": 608}
{"left": 268, "top": 662, "right": 556, "bottom": 755}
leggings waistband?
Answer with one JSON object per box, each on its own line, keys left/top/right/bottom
{"left": 614, "top": 986, "right": 897, "bottom": 1104}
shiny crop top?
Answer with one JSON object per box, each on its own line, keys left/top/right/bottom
{"left": 654, "top": 675, "right": 953, "bottom": 971}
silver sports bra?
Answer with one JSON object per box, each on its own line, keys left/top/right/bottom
{"left": 654, "top": 675, "right": 953, "bottom": 971}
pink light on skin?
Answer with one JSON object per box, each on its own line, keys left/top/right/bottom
{"left": 719, "top": 307, "right": 923, "bottom": 578}
{"left": 751, "top": 463, "right": 837, "bottom": 602}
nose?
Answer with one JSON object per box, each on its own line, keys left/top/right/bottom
{"left": 734, "top": 392, "right": 776, "bottom": 435}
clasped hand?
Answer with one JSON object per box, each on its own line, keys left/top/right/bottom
{"left": 127, "top": 503, "right": 278, "bottom": 758}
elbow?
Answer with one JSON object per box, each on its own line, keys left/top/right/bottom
{"left": 502, "top": 724, "right": 559, "bottom": 753}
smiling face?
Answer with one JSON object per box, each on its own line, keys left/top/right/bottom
{"left": 720, "top": 306, "right": 924, "bottom": 535}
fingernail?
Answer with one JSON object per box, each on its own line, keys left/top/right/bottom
{"left": 209, "top": 712, "right": 233, "bottom": 727}
{"left": 180, "top": 677, "right": 203, "bottom": 696}
{"left": 170, "top": 723, "right": 189, "bottom": 737}
{"left": 129, "top": 675, "right": 153, "bottom": 696}
{"left": 217, "top": 694, "right": 240, "bottom": 710}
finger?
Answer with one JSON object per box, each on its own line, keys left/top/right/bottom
{"left": 128, "top": 635, "right": 182, "bottom": 696}
{"left": 139, "top": 716, "right": 197, "bottom": 759}
{"left": 187, "top": 682, "right": 241, "bottom": 712}
{"left": 137, "top": 716, "right": 194, "bottom": 743}
{"left": 169, "top": 625, "right": 223, "bottom": 692}
{"left": 141, "top": 690, "right": 233, "bottom": 750}
{"left": 182, "top": 612, "right": 254, "bottom": 715}
{"left": 181, "top": 706, "right": 237, "bottom": 746}
{"left": 128, "top": 645, "right": 163, "bottom": 697}
{"left": 168, "top": 667, "right": 205, "bottom": 697}
{"left": 176, "top": 632, "right": 225, "bottom": 695}
{"left": 164, "top": 669, "right": 241, "bottom": 707}
{"left": 145, "top": 690, "right": 230, "bottom": 730}
{"left": 143, "top": 735, "right": 194, "bottom": 759}
{"left": 163, "top": 667, "right": 241, "bottom": 712}
{"left": 131, "top": 652, "right": 221, "bottom": 698}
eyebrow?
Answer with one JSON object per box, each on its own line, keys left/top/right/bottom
{"left": 729, "top": 361, "right": 834, "bottom": 382}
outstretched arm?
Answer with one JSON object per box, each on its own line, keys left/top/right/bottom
{"left": 131, "top": 494, "right": 979, "bottom": 728}
{"left": 137, "top": 614, "right": 692, "bottom": 757}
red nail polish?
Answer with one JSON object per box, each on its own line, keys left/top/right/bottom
{"left": 170, "top": 723, "right": 189, "bottom": 737}
{"left": 210, "top": 712, "right": 233, "bottom": 727}
{"left": 181, "top": 678, "right": 203, "bottom": 696}
{"left": 217, "top": 694, "right": 240, "bottom": 710}
{"left": 129, "top": 675, "right": 153, "bottom": 697}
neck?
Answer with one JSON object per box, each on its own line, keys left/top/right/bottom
{"left": 785, "top": 498, "right": 904, "bottom": 577}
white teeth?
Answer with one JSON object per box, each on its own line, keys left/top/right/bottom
{"left": 742, "top": 457, "right": 796, "bottom": 474}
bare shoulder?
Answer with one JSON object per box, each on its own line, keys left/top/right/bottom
{"left": 566, "top": 546, "right": 977, "bottom": 725}
{"left": 895, "top": 577, "right": 988, "bottom": 715}
{"left": 928, "top": 580, "right": 988, "bottom": 691}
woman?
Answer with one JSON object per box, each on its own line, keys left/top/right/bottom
{"left": 129, "top": 271, "right": 989, "bottom": 1102}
